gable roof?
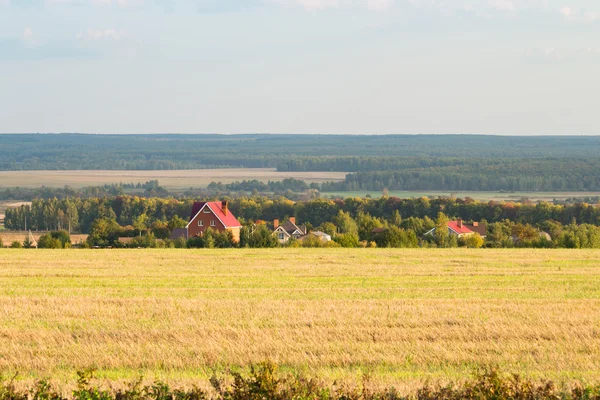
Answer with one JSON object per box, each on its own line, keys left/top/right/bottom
{"left": 447, "top": 221, "right": 474, "bottom": 235}
{"left": 280, "top": 220, "right": 306, "bottom": 236}
{"left": 464, "top": 223, "right": 487, "bottom": 236}
{"left": 187, "top": 201, "right": 242, "bottom": 228}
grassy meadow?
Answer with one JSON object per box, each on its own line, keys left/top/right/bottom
{"left": 0, "top": 248, "right": 599, "bottom": 392}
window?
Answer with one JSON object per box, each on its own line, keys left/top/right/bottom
{"left": 203, "top": 209, "right": 211, "bottom": 213}
{"left": 278, "top": 233, "right": 285, "bottom": 240}
{"left": 210, "top": 220, "right": 216, "bottom": 226}
{"left": 198, "top": 220, "right": 203, "bottom": 227}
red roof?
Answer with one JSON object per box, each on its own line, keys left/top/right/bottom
{"left": 189, "top": 201, "right": 241, "bottom": 228}
{"left": 447, "top": 221, "right": 473, "bottom": 235}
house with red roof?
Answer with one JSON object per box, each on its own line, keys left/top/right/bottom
{"left": 425, "top": 219, "right": 487, "bottom": 239}
{"left": 177, "top": 201, "right": 242, "bottom": 242}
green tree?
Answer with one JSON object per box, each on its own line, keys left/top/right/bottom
{"left": 463, "top": 233, "right": 484, "bottom": 248}
{"left": 390, "top": 210, "right": 402, "bottom": 226}
{"left": 38, "top": 234, "right": 62, "bottom": 249}
{"left": 319, "top": 222, "right": 337, "bottom": 237}
{"left": 23, "top": 236, "right": 33, "bottom": 249}
{"left": 334, "top": 210, "right": 358, "bottom": 236}
{"left": 87, "top": 218, "right": 122, "bottom": 247}
{"left": 333, "top": 233, "right": 360, "bottom": 248}
{"left": 434, "top": 212, "right": 450, "bottom": 247}
{"left": 248, "top": 225, "right": 278, "bottom": 248}
{"left": 168, "top": 215, "right": 187, "bottom": 230}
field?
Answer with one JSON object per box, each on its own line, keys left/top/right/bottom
{"left": 0, "top": 249, "right": 599, "bottom": 392}
{"left": 0, "top": 169, "right": 346, "bottom": 190}
{"left": 322, "top": 191, "right": 600, "bottom": 202}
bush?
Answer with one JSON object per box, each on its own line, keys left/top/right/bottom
{"left": 334, "top": 233, "right": 360, "bottom": 248}
{"left": 0, "top": 236, "right": 3, "bottom": 248}
{"left": 10, "top": 241, "right": 22, "bottom": 249}
{"left": 37, "top": 234, "right": 62, "bottom": 249}
{"left": 0, "top": 365, "right": 599, "bottom": 400}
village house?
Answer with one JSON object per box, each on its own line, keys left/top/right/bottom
{"left": 273, "top": 217, "right": 307, "bottom": 244}
{"left": 171, "top": 201, "right": 242, "bottom": 242}
{"left": 425, "top": 219, "right": 487, "bottom": 239}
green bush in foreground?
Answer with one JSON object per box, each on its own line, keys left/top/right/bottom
{"left": 1, "top": 365, "right": 600, "bottom": 400}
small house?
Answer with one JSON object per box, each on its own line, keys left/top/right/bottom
{"left": 273, "top": 217, "right": 307, "bottom": 244}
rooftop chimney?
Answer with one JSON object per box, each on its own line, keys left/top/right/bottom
{"left": 222, "top": 200, "right": 228, "bottom": 216}
{"left": 457, "top": 219, "right": 463, "bottom": 228}
{"left": 472, "top": 222, "right": 479, "bottom": 227}
{"left": 274, "top": 219, "right": 279, "bottom": 229}
{"left": 289, "top": 216, "right": 296, "bottom": 225}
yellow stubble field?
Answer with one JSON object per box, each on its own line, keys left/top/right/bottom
{"left": 0, "top": 248, "right": 599, "bottom": 392}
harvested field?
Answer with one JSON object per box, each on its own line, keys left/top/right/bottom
{"left": 0, "top": 248, "right": 599, "bottom": 391}
{"left": 0, "top": 169, "right": 346, "bottom": 190}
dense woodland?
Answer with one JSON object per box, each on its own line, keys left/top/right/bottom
{"left": 4, "top": 195, "right": 600, "bottom": 249}
{"left": 2, "top": 134, "right": 600, "bottom": 192}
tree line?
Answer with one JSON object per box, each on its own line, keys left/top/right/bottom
{"left": 4, "top": 195, "right": 600, "bottom": 248}
{"left": 3, "top": 133, "right": 600, "bottom": 170}
{"left": 6, "top": 195, "right": 600, "bottom": 233}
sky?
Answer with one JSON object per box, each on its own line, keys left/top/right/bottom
{"left": 0, "top": 0, "right": 598, "bottom": 135}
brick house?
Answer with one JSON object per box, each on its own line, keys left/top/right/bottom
{"left": 182, "top": 201, "right": 242, "bottom": 242}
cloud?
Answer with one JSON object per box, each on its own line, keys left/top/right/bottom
{"left": 0, "top": 0, "right": 9, "bottom": 5}
{"left": 526, "top": 46, "right": 600, "bottom": 63}
{"left": 76, "top": 28, "right": 127, "bottom": 40}
{"left": 0, "top": 38, "right": 95, "bottom": 60}
{"left": 561, "top": 6, "right": 572, "bottom": 16}
{"left": 560, "top": 5, "right": 599, "bottom": 22}
{"left": 23, "top": 27, "right": 34, "bottom": 39}
{"left": 488, "top": 0, "right": 514, "bottom": 11}
{"left": 264, "top": 0, "right": 392, "bottom": 11}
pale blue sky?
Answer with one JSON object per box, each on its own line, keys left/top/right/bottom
{"left": 0, "top": 0, "right": 598, "bottom": 134}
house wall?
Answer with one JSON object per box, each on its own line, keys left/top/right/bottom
{"left": 229, "top": 227, "right": 241, "bottom": 243}
{"left": 188, "top": 209, "right": 226, "bottom": 238}
{"left": 274, "top": 227, "right": 290, "bottom": 244}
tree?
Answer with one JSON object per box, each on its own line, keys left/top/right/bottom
{"left": 334, "top": 233, "right": 360, "bottom": 248}
{"left": 463, "top": 233, "right": 484, "bottom": 248}
{"left": 168, "top": 215, "right": 187, "bottom": 230}
{"left": 23, "top": 236, "right": 33, "bottom": 249}
{"left": 486, "top": 221, "right": 513, "bottom": 248}
{"left": 334, "top": 210, "right": 358, "bottom": 236}
{"left": 319, "top": 222, "right": 337, "bottom": 237}
{"left": 133, "top": 213, "right": 149, "bottom": 236}
{"left": 239, "top": 226, "right": 251, "bottom": 248}
{"left": 248, "top": 225, "right": 278, "bottom": 248}
{"left": 356, "top": 212, "right": 383, "bottom": 241}
{"left": 87, "top": 218, "right": 122, "bottom": 247}
{"left": 38, "top": 234, "right": 63, "bottom": 249}
{"left": 50, "top": 230, "right": 71, "bottom": 248}
{"left": 375, "top": 226, "right": 418, "bottom": 248}
{"left": 390, "top": 210, "right": 402, "bottom": 227}
{"left": 434, "top": 212, "right": 450, "bottom": 247}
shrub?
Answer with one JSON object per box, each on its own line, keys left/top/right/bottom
{"left": 1, "top": 366, "right": 599, "bottom": 400}
{"left": 37, "top": 234, "right": 63, "bottom": 249}
{"left": 10, "top": 241, "right": 22, "bottom": 249}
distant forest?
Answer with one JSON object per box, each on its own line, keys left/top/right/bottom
{"left": 1, "top": 134, "right": 600, "bottom": 191}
